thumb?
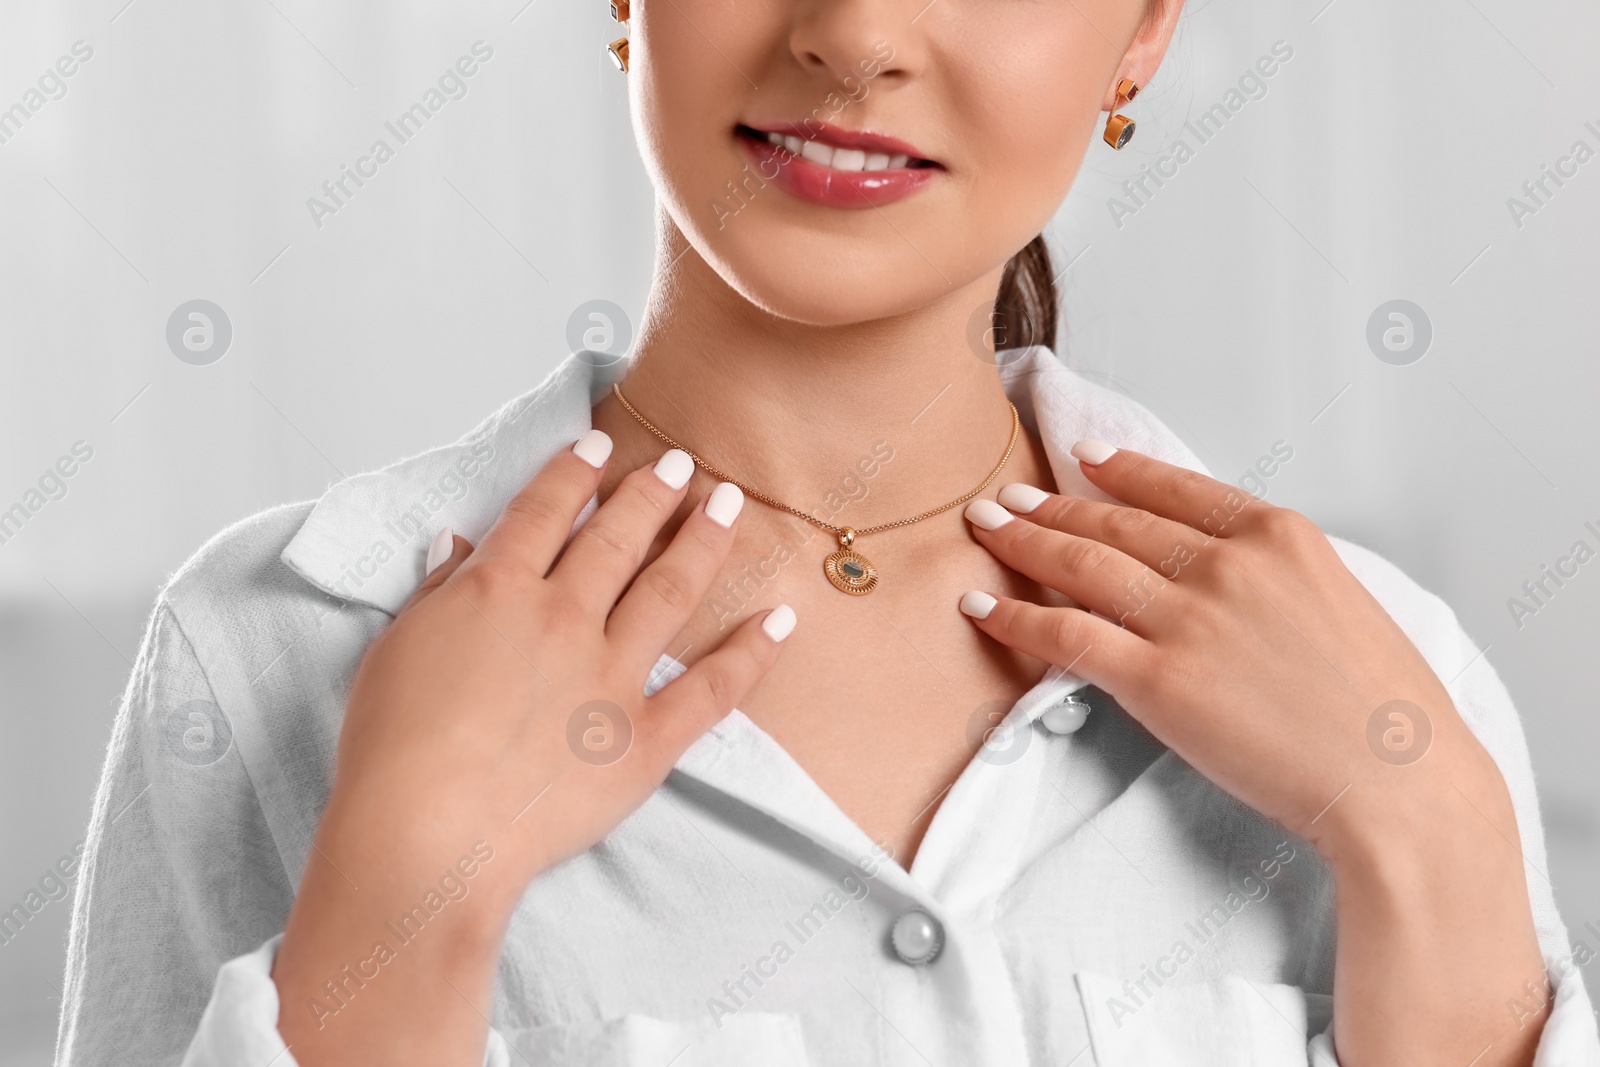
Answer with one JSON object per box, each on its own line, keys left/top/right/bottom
{"left": 400, "top": 528, "right": 475, "bottom": 614}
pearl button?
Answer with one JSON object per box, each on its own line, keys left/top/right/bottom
{"left": 890, "top": 909, "right": 944, "bottom": 966}
{"left": 1041, "top": 693, "right": 1092, "bottom": 735}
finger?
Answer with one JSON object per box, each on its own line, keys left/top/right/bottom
{"left": 645, "top": 605, "right": 793, "bottom": 754}
{"left": 548, "top": 449, "right": 696, "bottom": 615}
{"left": 607, "top": 482, "right": 744, "bottom": 662}
{"left": 956, "top": 590, "right": 1146, "bottom": 693}
{"left": 996, "top": 482, "right": 1212, "bottom": 574}
{"left": 963, "top": 499, "right": 1168, "bottom": 633}
{"left": 398, "top": 530, "right": 475, "bottom": 615}
{"left": 470, "top": 429, "right": 613, "bottom": 579}
{"left": 1067, "top": 441, "right": 1267, "bottom": 537}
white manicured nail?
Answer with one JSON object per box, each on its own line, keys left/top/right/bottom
{"left": 654, "top": 448, "right": 695, "bottom": 490}
{"left": 762, "top": 604, "right": 797, "bottom": 642}
{"left": 425, "top": 527, "right": 454, "bottom": 576}
{"left": 959, "top": 590, "right": 997, "bottom": 619}
{"left": 1071, "top": 439, "right": 1118, "bottom": 466}
{"left": 705, "top": 482, "right": 744, "bottom": 528}
{"left": 997, "top": 483, "right": 1051, "bottom": 514}
{"left": 573, "top": 429, "right": 613, "bottom": 469}
{"left": 964, "top": 498, "right": 1014, "bottom": 531}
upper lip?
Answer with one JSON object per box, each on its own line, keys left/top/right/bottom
{"left": 742, "top": 121, "right": 937, "bottom": 164}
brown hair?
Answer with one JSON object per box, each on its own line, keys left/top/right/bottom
{"left": 993, "top": 234, "right": 1058, "bottom": 355}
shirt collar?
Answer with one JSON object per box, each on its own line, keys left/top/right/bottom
{"left": 279, "top": 351, "right": 629, "bottom": 618}
{"left": 279, "top": 345, "right": 1211, "bottom": 730}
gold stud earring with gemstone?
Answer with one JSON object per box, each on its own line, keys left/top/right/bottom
{"left": 607, "top": 0, "right": 630, "bottom": 72}
{"left": 1103, "top": 78, "right": 1139, "bottom": 150}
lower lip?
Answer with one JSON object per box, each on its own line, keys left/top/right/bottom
{"left": 737, "top": 136, "right": 939, "bottom": 209}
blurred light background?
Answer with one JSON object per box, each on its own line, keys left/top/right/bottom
{"left": 1, "top": 0, "right": 1596, "bottom": 1059}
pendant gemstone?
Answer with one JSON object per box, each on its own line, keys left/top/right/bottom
{"left": 823, "top": 547, "right": 877, "bottom": 595}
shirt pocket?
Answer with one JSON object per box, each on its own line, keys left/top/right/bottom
{"left": 489, "top": 1011, "right": 813, "bottom": 1067}
{"left": 1074, "top": 970, "right": 1335, "bottom": 1066}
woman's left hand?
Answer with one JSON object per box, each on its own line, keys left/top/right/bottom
{"left": 960, "top": 441, "right": 1554, "bottom": 1065}
{"left": 959, "top": 440, "right": 1498, "bottom": 860}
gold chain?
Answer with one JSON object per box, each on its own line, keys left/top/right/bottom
{"left": 611, "top": 382, "right": 1021, "bottom": 543}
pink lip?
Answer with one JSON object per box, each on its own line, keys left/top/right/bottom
{"left": 745, "top": 121, "right": 933, "bottom": 162}
{"left": 735, "top": 132, "right": 940, "bottom": 210}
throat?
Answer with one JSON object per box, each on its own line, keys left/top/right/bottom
{"left": 595, "top": 390, "right": 1061, "bottom": 866}
{"left": 668, "top": 487, "right": 1062, "bottom": 870}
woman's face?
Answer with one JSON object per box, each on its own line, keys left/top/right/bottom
{"left": 629, "top": 0, "right": 1178, "bottom": 326}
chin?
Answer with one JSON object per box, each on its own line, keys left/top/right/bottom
{"left": 666, "top": 188, "right": 994, "bottom": 327}
{"left": 700, "top": 223, "right": 965, "bottom": 326}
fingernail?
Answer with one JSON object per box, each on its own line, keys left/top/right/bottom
{"left": 654, "top": 448, "right": 694, "bottom": 490}
{"left": 762, "top": 604, "right": 797, "bottom": 642}
{"left": 573, "top": 429, "right": 613, "bottom": 469}
{"left": 997, "top": 483, "right": 1051, "bottom": 514}
{"left": 959, "top": 590, "right": 997, "bottom": 619}
{"left": 1071, "top": 439, "right": 1118, "bottom": 466}
{"left": 964, "top": 498, "right": 1014, "bottom": 531}
{"left": 425, "top": 527, "right": 454, "bottom": 576}
{"left": 705, "top": 482, "right": 744, "bottom": 528}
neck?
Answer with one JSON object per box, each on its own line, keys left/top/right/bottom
{"left": 593, "top": 225, "right": 1049, "bottom": 527}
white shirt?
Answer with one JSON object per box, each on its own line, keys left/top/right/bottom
{"left": 57, "top": 347, "right": 1600, "bottom": 1066}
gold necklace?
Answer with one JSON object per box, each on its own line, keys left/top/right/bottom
{"left": 611, "top": 383, "right": 1021, "bottom": 596}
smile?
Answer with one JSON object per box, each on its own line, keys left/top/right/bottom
{"left": 732, "top": 122, "right": 942, "bottom": 209}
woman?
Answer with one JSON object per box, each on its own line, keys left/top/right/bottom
{"left": 56, "top": 0, "right": 1598, "bottom": 1064}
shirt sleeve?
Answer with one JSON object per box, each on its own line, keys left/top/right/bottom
{"left": 57, "top": 597, "right": 516, "bottom": 1067}
{"left": 180, "top": 933, "right": 515, "bottom": 1067}
{"left": 56, "top": 600, "right": 298, "bottom": 1066}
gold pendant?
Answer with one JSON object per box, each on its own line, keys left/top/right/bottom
{"left": 823, "top": 527, "right": 877, "bottom": 595}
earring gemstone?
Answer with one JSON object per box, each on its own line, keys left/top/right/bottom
{"left": 1104, "top": 114, "right": 1136, "bottom": 151}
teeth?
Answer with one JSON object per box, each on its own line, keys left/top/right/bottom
{"left": 752, "top": 129, "right": 921, "bottom": 172}
{"left": 799, "top": 139, "right": 833, "bottom": 166}
{"left": 831, "top": 148, "right": 867, "bottom": 172}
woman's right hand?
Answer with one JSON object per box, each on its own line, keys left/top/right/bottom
{"left": 272, "top": 431, "right": 792, "bottom": 1067}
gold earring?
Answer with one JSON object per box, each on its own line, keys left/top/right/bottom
{"left": 607, "top": 0, "right": 630, "bottom": 72}
{"left": 1103, "top": 78, "right": 1139, "bottom": 150}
